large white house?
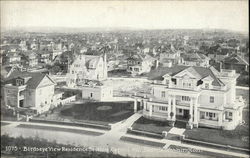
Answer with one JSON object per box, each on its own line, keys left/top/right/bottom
{"left": 3, "top": 70, "right": 61, "bottom": 114}
{"left": 66, "top": 54, "right": 108, "bottom": 87}
{"left": 133, "top": 66, "right": 245, "bottom": 130}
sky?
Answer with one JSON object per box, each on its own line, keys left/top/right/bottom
{"left": 0, "top": 1, "right": 249, "bottom": 33}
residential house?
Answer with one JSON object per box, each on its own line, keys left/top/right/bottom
{"left": 21, "top": 51, "right": 38, "bottom": 68}
{"left": 2, "top": 52, "right": 21, "bottom": 66}
{"left": 127, "top": 54, "right": 155, "bottom": 75}
{"left": 181, "top": 53, "right": 210, "bottom": 67}
{"left": 222, "top": 55, "right": 249, "bottom": 73}
{"left": 38, "top": 51, "right": 51, "bottom": 64}
{"left": 66, "top": 53, "right": 108, "bottom": 87}
{"left": 133, "top": 66, "right": 245, "bottom": 130}
{"left": 159, "top": 50, "right": 182, "bottom": 65}
{"left": 51, "top": 49, "right": 63, "bottom": 61}
{"left": 82, "top": 80, "right": 113, "bottom": 101}
{"left": 3, "top": 71, "right": 60, "bottom": 114}
{"left": 207, "top": 48, "right": 231, "bottom": 62}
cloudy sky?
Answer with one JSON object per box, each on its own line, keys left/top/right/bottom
{"left": 1, "top": 1, "right": 248, "bottom": 32}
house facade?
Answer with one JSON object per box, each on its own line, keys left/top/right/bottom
{"left": 127, "top": 54, "right": 154, "bottom": 75}
{"left": 181, "top": 53, "right": 210, "bottom": 67}
{"left": 81, "top": 81, "right": 113, "bottom": 101}
{"left": 222, "top": 55, "right": 249, "bottom": 73}
{"left": 66, "top": 54, "right": 108, "bottom": 87}
{"left": 3, "top": 71, "right": 59, "bottom": 114}
{"left": 133, "top": 66, "right": 245, "bottom": 130}
{"left": 159, "top": 50, "right": 182, "bottom": 65}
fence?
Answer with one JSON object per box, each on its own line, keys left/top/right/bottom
{"left": 60, "top": 95, "right": 76, "bottom": 105}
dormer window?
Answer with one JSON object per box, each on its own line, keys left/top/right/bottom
{"left": 16, "top": 79, "right": 24, "bottom": 86}
{"left": 165, "top": 80, "right": 169, "bottom": 87}
{"left": 171, "top": 78, "right": 177, "bottom": 85}
{"left": 205, "top": 83, "right": 209, "bottom": 89}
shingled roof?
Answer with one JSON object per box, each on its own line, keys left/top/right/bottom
{"left": 147, "top": 65, "right": 224, "bottom": 86}
{"left": 4, "top": 70, "right": 56, "bottom": 89}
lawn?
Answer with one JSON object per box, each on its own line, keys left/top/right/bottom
{"left": 131, "top": 116, "right": 172, "bottom": 134}
{"left": 184, "top": 125, "right": 249, "bottom": 149}
{"left": 60, "top": 101, "right": 134, "bottom": 125}
{"left": 120, "top": 136, "right": 166, "bottom": 148}
{"left": 184, "top": 110, "right": 249, "bottom": 149}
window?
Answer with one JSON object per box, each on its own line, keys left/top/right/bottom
{"left": 179, "top": 109, "right": 182, "bottom": 113}
{"left": 182, "top": 96, "right": 190, "bottom": 101}
{"left": 209, "top": 112, "right": 213, "bottom": 117}
{"left": 137, "top": 61, "right": 141, "bottom": 64}
{"left": 90, "top": 93, "right": 93, "bottom": 98}
{"left": 159, "top": 106, "right": 167, "bottom": 111}
{"left": 45, "top": 101, "right": 47, "bottom": 104}
{"left": 205, "top": 83, "right": 209, "bottom": 89}
{"left": 229, "top": 112, "right": 232, "bottom": 116}
{"left": 72, "top": 71, "right": 74, "bottom": 74}
{"left": 16, "top": 79, "right": 24, "bottom": 86}
{"left": 165, "top": 80, "right": 169, "bottom": 87}
{"left": 161, "top": 91, "right": 166, "bottom": 98}
{"left": 206, "top": 112, "right": 208, "bottom": 116}
{"left": 210, "top": 96, "right": 214, "bottom": 103}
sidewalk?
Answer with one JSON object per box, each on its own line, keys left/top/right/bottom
{"left": 124, "top": 133, "right": 248, "bottom": 158}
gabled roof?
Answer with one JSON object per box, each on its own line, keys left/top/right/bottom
{"left": 147, "top": 65, "right": 224, "bottom": 86}
{"left": 127, "top": 54, "right": 144, "bottom": 61}
{"left": 224, "top": 55, "right": 249, "bottom": 66}
{"left": 182, "top": 53, "right": 208, "bottom": 62}
{"left": 4, "top": 70, "right": 56, "bottom": 89}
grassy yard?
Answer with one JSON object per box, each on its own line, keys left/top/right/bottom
{"left": 131, "top": 116, "right": 172, "bottom": 134}
{"left": 184, "top": 125, "right": 249, "bottom": 149}
{"left": 184, "top": 110, "right": 249, "bottom": 149}
{"left": 60, "top": 101, "right": 134, "bottom": 125}
{"left": 120, "top": 136, "right": 166, "bottom": 148}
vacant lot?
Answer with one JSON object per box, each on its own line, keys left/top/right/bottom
{"left": 60, "top": 101, "right": 134, "bottom": 125}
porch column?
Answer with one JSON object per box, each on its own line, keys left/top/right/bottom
{"left": 134, "top": 98, "right": 137, "bottom": 112}
{"left": 172, "top": 95, "right": 176, "bottom": 120}
{"left": 143, "top": 101, "right": 147, "bottom": 110}
{"left": 149, "top": 104, "right": 152, "bottom": 117}
{"left": 17, "top": 91, "right": 20, "bottom": 108}
{"left": 218, "top": 112, "right": 223, "bottom": 127}
{"left": 140, "top": 100, "right": 143, "bottom": 109}
{"left": 167, "top": 96, "right": 171, "bottom": 120}
{"left": 193, "top": 97, "right": 198, "bottom": 127}
{"left": 233, "top": 111, "right": 237, "bottom": 126}
{"left": 189, "top": 98, "right": 193, "bottom": 124}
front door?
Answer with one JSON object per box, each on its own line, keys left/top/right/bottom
{"left": 183, "top": 109, "right": 189, "bottom": 119}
